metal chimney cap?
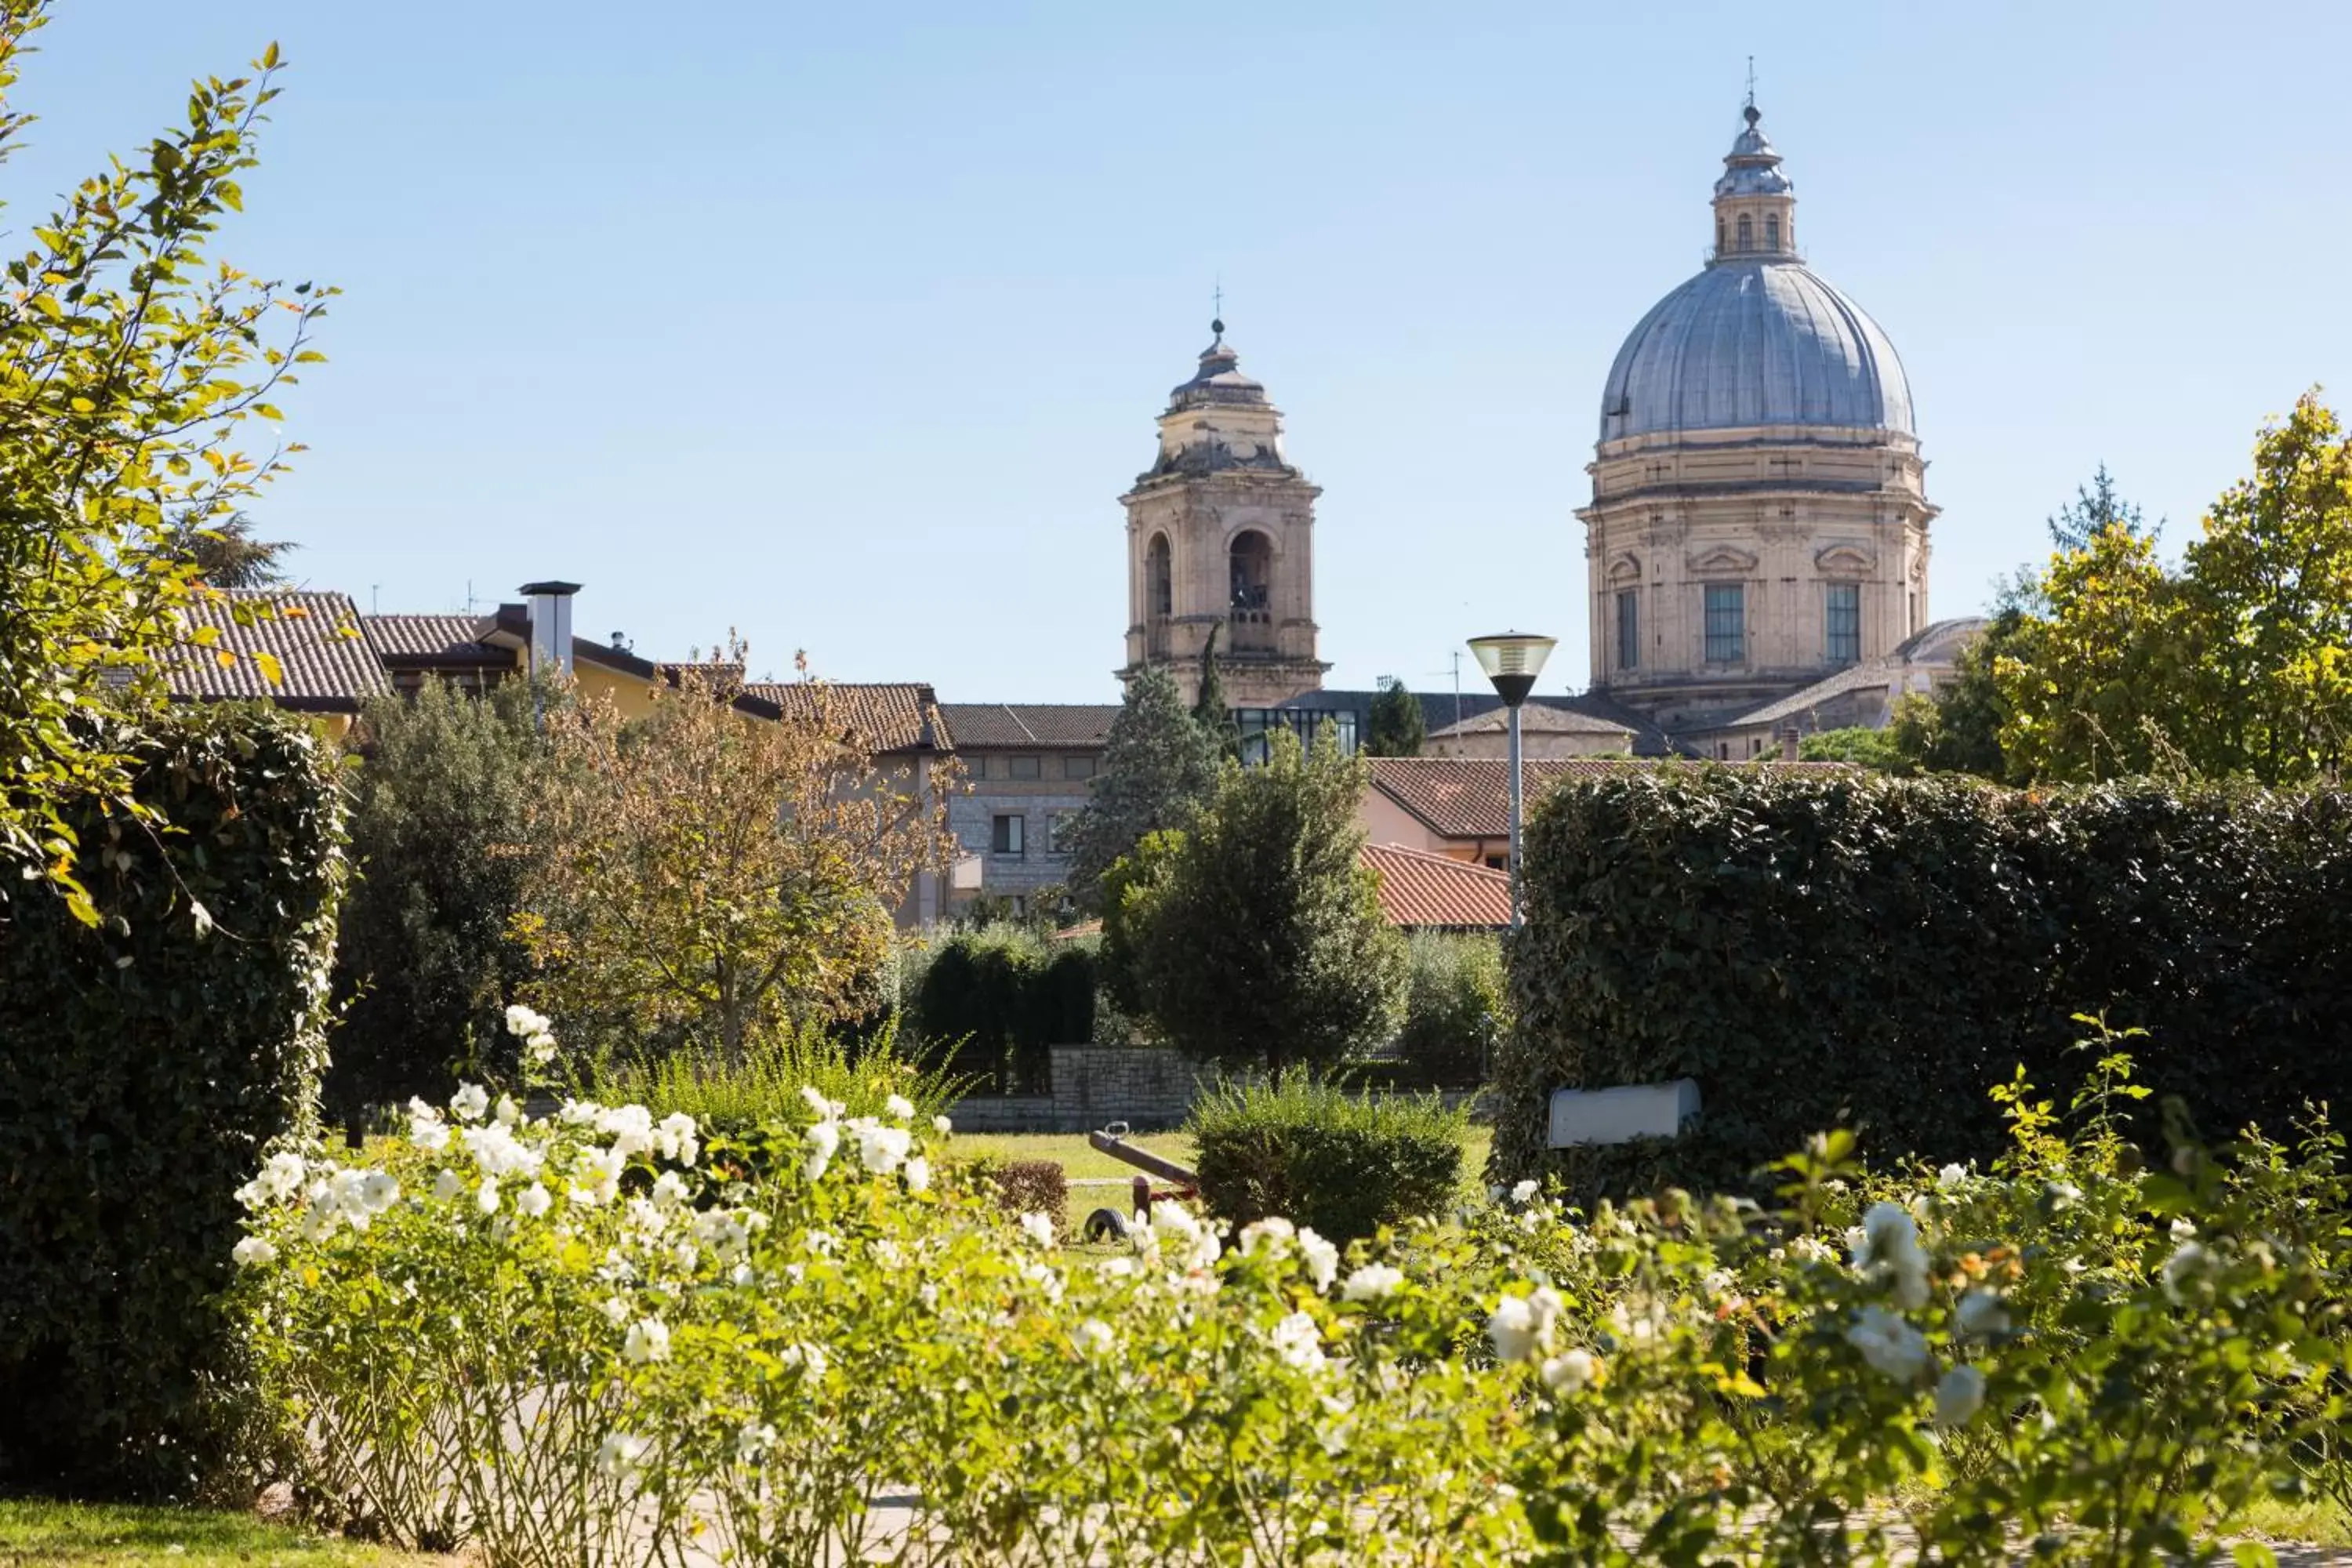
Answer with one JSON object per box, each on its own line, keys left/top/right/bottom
{"left": 518, "top": 580, "right": 583, "bottom": 597}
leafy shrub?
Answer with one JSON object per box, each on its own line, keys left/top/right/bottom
{"left": 1395, "top": 931, "right": 1507, "bottom": 1087}
{"left": 990, "top": 1160, "right": 1069, "bottom": 1236}
{"left": 593, "top": 1016, "right": 964, "bottom": 1145}
{"left": 912, "top": 923, "right": 1094, "bottom": 1093}
{"left": 1188, "top": 1071, "right": 1466, "bottom": 1241}
{"left": 0, "top": 706, "right": 347, "bottom": 1497}
{"left": 1494, "top": 767, "right": 2352, "bottom": 1200}
{"left": 233, "top": 1023, "right": 2352, "bottom": 1565}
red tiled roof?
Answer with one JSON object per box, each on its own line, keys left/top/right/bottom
{"left": 1361, "top": 841, "right": 1512, "bottom": 929}
{"left": 360, "top": 613, "right": 499, "bottom": 659}
{"left": 744, "top": 681, "right": 941, "bottom": 753}
{"left": 938, "top": 702, "right": 1122, "bottom": 749}
{"left": 1428, "top": 703, "right": 1632, "bottom": 738}
{"left": 1364, "top": 757, "right": 1637, "bottom": 840}
{"left": 167, "top": 590, "right": 388, "bottom": 709}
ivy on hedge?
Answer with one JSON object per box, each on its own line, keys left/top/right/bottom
{"left": 1491, "top": 768, "right": 2352, "bottom": 1203}
{"left": 0, "top": 705, "right": 347, "bottom": 1497}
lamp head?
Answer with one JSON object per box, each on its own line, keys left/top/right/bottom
{"left": 1467, "top": 633, "right": 1556, "bottom": 708}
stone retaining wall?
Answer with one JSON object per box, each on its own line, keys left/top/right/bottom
{"left": 949, "top": 1045, "right": 1484, "bottom": 1135}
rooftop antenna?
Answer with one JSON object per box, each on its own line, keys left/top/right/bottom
{"left": 1425, "top": 650, "right": 1465, "bottom": 731}
{"left": 1211, "top": 275, "right": 1224, "bottom": 339}
{"left": 1745, "top": 56, "right": 1756, "bottom": 111}
{"left": 370, "top": 583, "right": 380, "bottom": 615}
{"left": 464, "top": 579, "right": 477, "bottom": 615}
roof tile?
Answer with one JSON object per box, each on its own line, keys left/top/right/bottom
{"left": 937, "top": 702, "right": 1123, "bottom": 749}
{"left": 168, "top": 590, "right": 388, "bottom": 708}
{"left": 744, "top": 681, "right": 941, "bottom": 753}
{"left": 1361, "top": 842, "right": 1512, "bottom": 929}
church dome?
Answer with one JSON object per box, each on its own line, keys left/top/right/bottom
{"left": 1598, "top": 105, "right": 1913, "bottom": 445}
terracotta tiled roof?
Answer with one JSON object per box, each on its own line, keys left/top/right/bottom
{"left": 938, "top": 702, "right": 1122, "bottom": 750}
{"left": 167, "top": 590, "right": 388, "bottom": 709}
{"left": 1361, "top": 842, "right": 1512, "bottom": 929}
{"left": 744, "top": 681, "right": 942, "bottom": 753}
{"left": 361, "top": 614, "right": 499, "bottom": 659}
{"left": 1365, "top": 757, "right": 1640, "bottom": 840}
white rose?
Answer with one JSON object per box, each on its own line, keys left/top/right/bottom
{"left": 450, "top": 1082, "right": 490, "bottom": 1123}
{"left": 655, "top": 1112, "right": 699, "bottom": 1167}
{"left": 1934, "top": 1364, "right": 1986, "bottom": 1426}
{"left": 1846, "top": 1305, "right": 1932, "bottom": 1381}
{"left": 1936, "top": 1163, "right": 1969, "bottom": 1189}
{"left": 1074, "top": 1319, "right": 1116, "bottom": 1357}
{"left": 622, "top": 1317, "right": 671, "bottom": 1365}
{"left": 1019, "top": 1211, "right": 1057, "bottom": 1250}
{"left": 803, "top": 1121, "right": 840, "bottom": 1181}
{"left": 902, "top": 1156, "right": 931, "bottom": 1194}
{"left": 595, "top": 1432, "right": 648, "bottom": 1481}
{"left": 515, "top": 1182, "right": 554, "bottom": 1219}
{"left": 1540, "top": 1348, "right": 1597, "bottom": 1394}
{"left": 932, "top": 1115, "right": 953, "bottom": 1137}
{"left": 884, "top": 1094, "right": 915, "bottom": 1120}
{"left": 1269, "top": 1311, "right": 1326, "bottom": 1373}
{"left": 505, "top": 1003, "right": 551, "bottom": 1038}
{"left": 1511, "top": 1178, "right": 1541, "bottom": 1205}
{"left": 1342, "top": 1264, "right": 1404, "bottom": 1303}
{"left": 855, "top": 1122, "right": 912, "bottom": 1175}
{"left": 649, "top": 1171, "right": 691, "bottom": 1209}
{"left": 432, "top": 1169, "right": 464, "bottom": 1203}
{"left": 231, "top": 1236, "right": 277, "bottom": 1268}
{"left": 1297, "top": 1228, "right": 1340, "bottom": 1292}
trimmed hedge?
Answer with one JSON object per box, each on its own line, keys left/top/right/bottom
{"left": 1395, "top": 930, "right": 1508, "bottom": 1087}
{"left": 1492, "top": 768, "right": 2352, "bottom": 1202}
{"left": 1189, "top": 1072, "right": 1466, "bottom": 1242}
{"left": 0, "top": 706, "right": 347, "bottom": 1497}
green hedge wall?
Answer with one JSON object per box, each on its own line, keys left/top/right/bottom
{"left": 1491, "top": 768, "right": 2352, "bottom": 1203}
{"left": 913, "top": 925, "right": 1094, "bottom": 1094}
{"left": 0, "top": 706, "right": 347, "bottom": 1497}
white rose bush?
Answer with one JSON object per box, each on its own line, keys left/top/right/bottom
{"left": 231, "top": 1014, "right": 2352, "bottom": 1566}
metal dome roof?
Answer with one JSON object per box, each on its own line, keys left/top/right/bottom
{"left": 1599, "top": 260, "right": 1913, "bottom": 444}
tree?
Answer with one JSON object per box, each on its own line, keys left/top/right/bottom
{"left": 1365, "top": 675, "right": 1426, "bottom": 757}
{"left": 0, "top": 13, "right": 332, "bottom": 924}
{"left": 514, "top": 649, "right": 957, "bottom": 1065}
{"left": 161, "top": 507, "right": 293, "bottom": 588}
{"left": 1888, "top": 606, "right": 2028, "bottom": 780}
{"left": 1795, "top": 726, "right": 1906, "bottom": 771}
{"left": 1192, "top": 624, "right": 1241, "bottom": 758}
{"left": 328, "top": 675, "right": 553, "bottom": 1117}
{"left": 2174, "top": 393, "right": 2352, "bottom": 783}
{"left": 1994, "top": 521, "right": 2191, "bottom": 782}
{"left": 1105, "top": 728, "right": 1406, "bottom": 1073}
{"left": 2048, "top": 463, "right": 2158, "bottom": 554}
{"left": 1063, "top": 663, "right": 1221, "bottom": 912}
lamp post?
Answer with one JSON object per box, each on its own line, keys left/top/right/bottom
{"left": 1467, "top": 632, "right": 1557, "bottom": 927}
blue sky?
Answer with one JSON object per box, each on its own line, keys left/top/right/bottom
{"left": 21, "top": 2, "right": 2350, "bottom": 701}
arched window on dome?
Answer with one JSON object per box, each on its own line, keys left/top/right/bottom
{"left": 1765, "top": 213, "right": 1780, "bottom": 252}
{"left": 1736, "top": 213, "right": 1753, "bottom": 252}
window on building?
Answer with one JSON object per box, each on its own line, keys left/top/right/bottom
{"left": 1765, "top": 213, "right": 1781, "bottom": 251}
{"left": 1717, "top": 741, "right": 1731, "bottom": 760}
{"left": 991, "top": 814, "right": 1024, "bottom": 857}
{"left": 1615, "top": 590, "right": 1639, "bottom": 672}
{"left": 1826, "top": 583, "right": 1861, "bottom": 665}
{"left": 966, "top": 755, "right": 986, "bottom": 780}
{"left": 1007, "top": 755, "right": 1041, "bottom": 780}
{"left": 1909, "top": 592, "right": 1920, "bottom": 637}
{"left": 1704, "top": 583, "right": 1745, "bottom": 663}
{"left": 1736, "top": 212, "right": 1753, "bottom": 252}
{"left": 1063, "top": 753, "right": 1096, "bottom": 780}
{"left": 1047, "top": 809, "right": 1080, "bottom": 854}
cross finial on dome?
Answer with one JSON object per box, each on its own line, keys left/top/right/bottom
{"left": 1744, "top": 56, "right": 1757, "bottom": 117}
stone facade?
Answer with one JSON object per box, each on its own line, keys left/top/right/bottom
{"left": 947, "top": 765, "right": 1094, "bottom": 914}
{"left": 1120, "top": 324, "right": 1329, "bottom": 709}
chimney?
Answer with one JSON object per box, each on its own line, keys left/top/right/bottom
{"left": 520, "top": 581, "right": 581, "bottom": 678}
{"left": 1777, "top": 725, "right": 1801, "bottom": 762}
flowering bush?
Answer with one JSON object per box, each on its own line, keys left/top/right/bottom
{"left": 234, "top": 1014, "right": 2352, "bottom": 1566}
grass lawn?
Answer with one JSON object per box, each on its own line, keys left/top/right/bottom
{"left": 0, "top": 1500, "right": 450, "bottom": 1566}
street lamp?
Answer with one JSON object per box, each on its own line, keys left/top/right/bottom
{"left": 1467, "top": 632, "right": 1557, "bottom": 927}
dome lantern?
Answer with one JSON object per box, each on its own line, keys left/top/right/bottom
{"left": 1711, "top": 101, "right": 1796, "bottom": 262}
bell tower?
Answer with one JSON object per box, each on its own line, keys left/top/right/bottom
{"left": 1118, "top": 319, "right": 1328, "bottom": 707}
